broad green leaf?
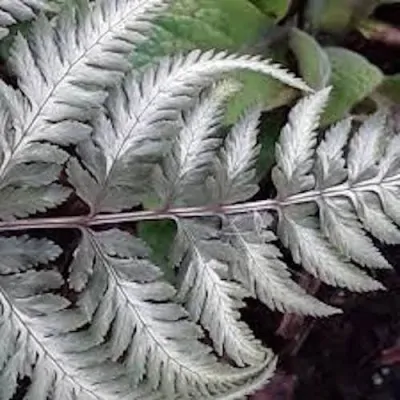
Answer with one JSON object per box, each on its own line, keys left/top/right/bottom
{"left": 289, "top": 28, "right": 331, "bottom": 89}
{"left": 248, "top": 0, "right": 292, "bottom": 21}
{"left": 132, "top": 0, "right": 300, "bottom": 122}
{"left": 132, "top": 0, "right": 272, "bottom": 66}
{"left": 322, "top": 47, "right": 384, "bottom": 125}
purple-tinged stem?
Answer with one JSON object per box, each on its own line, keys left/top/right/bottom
{"left": 0, "top": 175, "right": 394, "bottom": 232}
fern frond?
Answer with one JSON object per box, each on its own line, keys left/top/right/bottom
{"left": 278, "top": 206, "right": 384, "bottom": 291}
{"left": 153, "top": 80, "right": 240, "bottom": 206}
{"left": 358, "top": 192, "right": 400, "bottom": 244}
{"left": 0, "top": 100, "right": 71, "bottom": 219}
{"left": 0, "top": 0, "right": 168, "bottom": 190}
{"left": 175, "top": 219, "right": 269, "bottom": 367}
{"left": 348, "top": 111, "right": 387, "bottom": 183}
{"left": 68, "top": 49, "right": 311, "bottom": 213}
{"left": 315, "top": 118, "right": 352, "bottom": 189}
{"left": 273, "top": 87, "right": 331, "bottom": 197}
{"left": 0, "top": 0, "right": 397, "bottom": 394}
{"left": 313, "top": 116, "right": 392, "bottom": 268}
{"left": 225, "top": 212, "right": 340, "bottom": 316}
{"left": 0, "top": 235, "right": 170, "bottom": 400}
{"left": 69, "top": 227, "right": 276, "bottom": 398}
{"left": 214, "top": 107, "right": 263, "bottom": 204}
{"left": 185, "top": 107, "right": 339, "bottom": 316}
{"left": 0, "top": 237, "right": 100, "bottom": 399}
{"left": 319, "top": 197, "right": 391, "bottom": 269}
{"left": 272, "top": 91, "right": 397, "bottom": 291}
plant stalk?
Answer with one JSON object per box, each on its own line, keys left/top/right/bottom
{"left": 0, "top": 174, "right": 396, "bottom": 232}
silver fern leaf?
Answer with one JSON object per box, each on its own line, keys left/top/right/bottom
{"left": 214, "top": 107, "right": 263, "bottom": 204}
{"left": 67, "top": 49, "right": 310, "bottom": 214}
{"left": 175, "top": 218, "right": 268, "bottom": 367}
{"left": 153, "top": 80, "right": 240, "bottom": 206}
{"left": 0, "top": 0, "right": 398, "bottom": 398}
{"left": 0, "top": 236, "right": 132, "bottom": 400}
{"left": 272, "top": 90, "right": 394, "bottom": 292}
{"left": 0, "top": 234, "right": 201, "bottom": 400}
{"left": 63, "top": 45, "right": 307, "bottom": 397}
{"left": 0, "top": 0, "right": 167, "bottom": 219}
{"left": 65, "top": 83, "right": 400, "bottom": 397}
{"left": 224, "top": 212, "right": 340, "bottom": 316}
{"left": 66, "top": 227, "right": 276, "bottom": 399}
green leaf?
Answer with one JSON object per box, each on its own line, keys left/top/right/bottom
{"left": 289, "top": 28, "right": 331, "bottom": 90}
{"left": 247, "top": 0, "right": 292, "bottom": 21}
{"left": 322, "top": 47, "right": 384, "bottom": 125}
{"left": 132, "top": 0, "right": 299, "bottom": 122}
{"left": 290, "top": 33, "right": 384, "bottom": 124}
{"left": 132, "top": 0, "right": 272, "bottom": 66}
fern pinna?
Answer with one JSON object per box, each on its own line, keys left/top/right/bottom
{"left": 0, "top": 0, "right": 397, "bottom": 399}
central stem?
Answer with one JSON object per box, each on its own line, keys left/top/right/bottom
{"left": 0, "top": 176, "right": 392, "bottom": 232}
